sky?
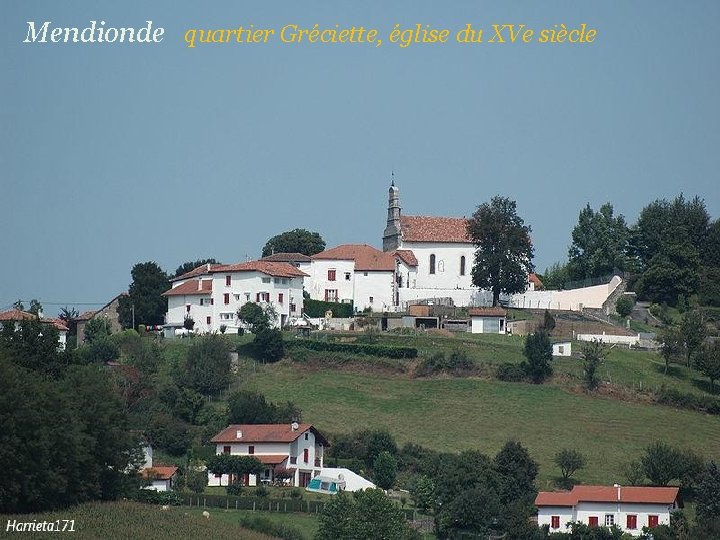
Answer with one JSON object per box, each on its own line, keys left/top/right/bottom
{"left": 2, "top": 1, "right": 719, "bottom": 315}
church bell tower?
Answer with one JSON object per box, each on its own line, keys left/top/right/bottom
{"left": 382, "top": 176, "right": 402, "bottom": 252}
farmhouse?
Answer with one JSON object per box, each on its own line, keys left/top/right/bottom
{"left": 163, "top": 260, "right": 306, "bottom": 334}
{"left": 0, "top": 309, "right": 69, "bottom": 350}
{"left": 208, "top": 423, "right": 328, "bottom": 488}
{"left": 141, "top": 466, "right": 179, "bottom": 492}
{"left": 535, "top": 485, "right": 680, "bottom": 535}
{"left": 75, "top": 293, "right": 125, "bottom": 344}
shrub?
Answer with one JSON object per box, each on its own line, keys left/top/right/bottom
{"left": 226, "top": 482, "right": 242, "bottom": 496}
{"left": 254, "top": 328, "right": 284, "bottom": 362}
{"left": 289, "top": 488, "right": 303, "bottom": 500}
{"left": 303, "top": 299, "right": 353, "bottom": 318}
{"left": 616, "top": 295, "right": 634, "bottom": 318}
{"left": 129, "top": 489, "right": 182, "bottom": 505}
{"left": 286, "top": 339, "right": 417, "bottom": 359}
{"left": 495, "top": 362, "right": 526, "bottom": 382}
{"left": 254, "top": 485, "right": 269, "bottom": 497}
{"left": 415, "top": 350, "right": 475, "bottom": 377}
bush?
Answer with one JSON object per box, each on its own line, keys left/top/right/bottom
{"left": 655, "top": 386, "right": 720, "bottom": 415}
{"left": 286, "top": 339, "right": 417, "bottom": 359}
{"left": 495, "top": 362, "right": 526, "bottom": 382}
{"left": 254, "top": 328, "right": 284, "bottom": 362}
{"left": 415, "top": 350, "right": 475, "bottom": 377}
{"left": 129, "top": 489, "right": 182, "bottom": 505}
{"left": 616, "top": 295, "right": 634, "bottom": 318}
{"left": 226, "top": 482, "right": 242, "bottom": 496}
{"left": 254, "top": 485, "right": 269, "bottom": 497}
{"left": 289, "top": 488, "right": 303, "bottom": 500}
{"left": 303, "top": 299, "right": 353, "bottom": 318}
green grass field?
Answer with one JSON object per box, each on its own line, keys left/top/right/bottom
{"left": 188, "top": 507, "right": 320, "bottom": 539}
{"left": 242, "top": 360, "right": 720, "bottom": 488}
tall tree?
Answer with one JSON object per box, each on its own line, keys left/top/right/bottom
{"left": 554, "top": 449, "right": 586, "bottom": 487}
{"left": 173, "top": 258, "right": 219, "bottom": 278}
{"left": 695, "top": 342, "right": 720, "bottom": 393}
{"left": 659, "top": 325, "right": 684, "bottom": 375}
{"left": 373, "top": 451, "right": 398, "bottom": 490}
{"left": 180, "top": 334, "right": 232, "bottom": 395}
{"left": 28, "top": 299, "right": 43, "bottom": 316}
{"left": 680, "top": 309, "right": 706, "bottom": 369}
{"left": 541, "top": 261, "right": 570, "bottom": 290}
{"left": 567, "top": 203, "right": 631, "bottom": 280}
{"left": 58, "top": 306, "right": 79, "bottom": 335}
{"left": 582, "top": 340, "right": 607, "bottom": 390}
{"left": 261, "top": 228, "right": 325, "bottom": 257}
{"left": 522, "top": 331, "right": 553, "bottom": 383}
{"left": 118, "top": 262, "right": 169, "bottom": 329}
{"left": 467, "top": 196, "right": 534, "bottom": 307}
{"left": 696, "top": 461, "right": 720, "bottom": 530}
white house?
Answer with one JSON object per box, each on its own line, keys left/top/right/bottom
{"left": 468, "top": 307, "right": 507, "bottom": 334}
{"left": 163, "top": 260, "right": 307, "bottom": 333}
{"left": 208, "top": 423, "right": 328, "bottom": 488}
{"left": 0, "top": 309, "right": 68, "bottom": 350}
{"left": 141, "top": 466, "right": 179, "bottom": 492}
{"left": 536, "top": 485, "right": 680, "bottom": 535}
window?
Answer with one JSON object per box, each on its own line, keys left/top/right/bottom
{"left": 248, "top": 445, "right": 254, "bottom": 455}
{"left": 627, "top": 515, "right": 637, "bottom": 529}
{"left": 206, "top": 316, "right": 211, "bottom": 325}
{"left": 604, "top": 515, "right": 614, "bottom": 527}
{"left": 344, "top": 272, "right": 351, "bottom": 281}
{"left": 214, "top": 473, "right": 222, "bottom": 478}
{"left": 274, "top": 278, "right": 280, "bottom": 284}
{"left": 225, "top": 275, "right": 231, "bottom": 286}
{"left": 429, "top": 254, "right": 436, "bottom": 274}
{"left": 328, "top": 269, "right": 336, "bottom": 281}
{"left": 262, "top": 277, "right": 271, "bottom": 284}
{"left": 303, "top": 449, "right": 309, "bottom": 463}
{"left": 648, "top": 515, "right": 659, "bottom": 528}
{"left": 588, "top": 516, "right": 598, "bottom": 527}
{"left": 551, "top": 516, "right": 560, "bottom": 529}
{"left": 282, "top": 278, "right": 288, "bottom": 284}
{"left": 261, "top": 292, "right": 270, "bottom": 302}
{"left": 460, "top": 256, "right": 466, "bottom": 276}
{"left": 200, "top": 298, "right": 204, "bottom": 306}
{"left": 369, "top": 296, "right": 374, "bottom": 304}
{"left": 325, "top": 289, "right": 338, "bottom": 302}
{"left": 278, "top": 293, "right": 284, "bottom": 303}
{"left": 211, "top": 298, "right": 214, "bottom": 305}
{"left": 290, "top": 303, "right": 296, "bottom": 313}
{"left": 224, "top": 293, "right": 230, "bottom": 305}
{"left": 223, "top": 446, "right": 231, "bottom": 454}
{"left": 186, "top": 305, "right": 191, "bottom": 313}
{"left": 438, "top": 260, "right": 445, "bottom": 273}
{"left": 304, "top": 433, "right": 309, "bottom": 441}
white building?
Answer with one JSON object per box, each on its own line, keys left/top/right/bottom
{"left": 163, "top": 260, "right": 307, "bottom": 333}
{"left": 536, "top": 485, "right": 680, "bottom": 535}
{"left": 208, "top": 423, "right": 328, "bottom": 488}
{"left": 468, "top": 307, "right": 507, "bottom": 334}
{"left": 552, "top": 341, "right": 572, "bottom": 357}
{"left": 141, "top": 466, "right": 179, "bottom": 492}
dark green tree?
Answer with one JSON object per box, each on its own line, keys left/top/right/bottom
{"left": 227, "top": 390, "right": 301, "bottom": 424}
{"left": 680, "top": 309, "right": 706, "bottom": 368}
{"left": 409, "top": 475, "right": 435, "bottom": 512}
{"left": 554, "top": 449, "right": 586, "bottom": 487}
{"left": 467, "top": 196, "right": 534, "bottom": 307}
{"left": 180, "top": 334, "right": 232, "bottom": 395}
{"left": 84, "top": 316, "right": 112, "bottom": 343}
{"left": 118, "top": 262, "right": 169, "bottom": 328}
{"left": 58, "top": 306, "right": 79, "bottom": 335}
{"left": 696, "top": 461, "right": 720, "bottom": 531}
{"left": 365, "top": 430, "right": 398, "bottom": 467}
{"left": 659, "top": 326, "right": 684, "bottom": 375}
{"left": 567, "top": 203, "right": 631, "bottom": 280}
{"left": 254, "top": 327, "right": 284, "bottom": 362}
{"left": 186, "top": 470, "right": 208, "bottom": 494}
{"left": 542, "top": 261, "right": 569, "bottom": 290}
{"left": 582, "top": 340, "right": 607, "bottom": 391}
{"left": 641, "top": 441, "right": 682, "bottom": 486}
{"left": 542, "top": 310, "right": 556, "bottom": 332}
{"left": 173, "top": 258, "right": 219, "bottom": 278}
{"left": 0, "top": 319, "right": 65, "bottom": 377}
{"left": 615, "top": 295, "right": 634, "bottom": 318}
{"left": 261, "top": 228, "right": 325, "bottom": 258}
{"left": 28, "top": 299, "right": 43, "bottom": 316}
{"left": 493, "top": 440, "right": 538, "bottom": 505}
{"left": 522, "top": 331, "right": 553, "bottom": 383}
{"left": 373, "top": 450, "right": 398, "bottom": 490}
{"left": 695, "top": 341, "right": 720, "bottom": 392}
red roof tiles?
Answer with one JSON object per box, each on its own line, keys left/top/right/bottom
{"left": 535, "top": 486, "right": 679, "bottom": 507}
{"left": 173, "top": 263, "right": 223, "bottom": 282}
{"left": 394, "top": 249, "right": 418, "bottom": 267}
{"left": 211, "top": 424, "right": 328, "bottom": 446}
{"left": 0, "top": 310, "right": 68, "bottom": 332}
{"left": 162, "top": 279, "right": 213, "bottom": 296}
{"left": 313, "top": 244, "right": 396, "bottom": 272}
{"left": 217, "top": 261, "right": 308, "bottom": 278}
{"left": 261, "top": 252, "right": 312, "bottom": 263}
{"left": 468, "top": 307, "right": 507, "bottom": 317}
{"left": 529, "top": 273, "right": 543, "bottom": 289}
{"left": 142, "top": 466, "right": 179, "bottom": 481}
{"left": 400, "top": 215, "right": 472, "bottom": 243}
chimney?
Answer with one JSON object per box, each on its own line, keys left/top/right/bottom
{"left": 614, "top": 483, "right": 621, "bottom": 501}
{"left": 236, "top": 430, "right": 243, "bottom": 439}
{"left": 291, "top": 422, "right": 299, "bottom": 431}
{"left": 207, "top": 263, "right": 211, "bottom": 272}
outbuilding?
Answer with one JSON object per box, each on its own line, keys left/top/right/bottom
{"left": 468, "top": 307, "right": 507, "bottom": 334}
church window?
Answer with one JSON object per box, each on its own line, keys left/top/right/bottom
{"left": 429, "top": 254, "right": 436, "bottom": 274}
{"left": 460, "top": 256, "right": 466, "bottom": 276}
{"left": 438, "top": 260, "right": 445, "bottom": 273}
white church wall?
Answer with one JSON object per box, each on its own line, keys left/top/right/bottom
{"left": 400, "top": 242, "right": 475, "bottom": 290}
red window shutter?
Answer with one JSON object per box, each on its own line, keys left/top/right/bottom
{"left": 588, "top": 516, "right": 598, "bottom": 527}
{"left": 303, "top": 449, "right": 309, "bottom": 463}
{"left": 248, "top": 445, "right": 254, "bottom": 455}
{"left": 551, "top": 516, "right": 560, "bottom": 529}
{"left": 648, "top": 515, "right": 658, "bottom": 528}
{"left": 226, "top": 275, "right": 231, "bottom": 286}
{"left": 278, "top": 293, "right": 284, "bottom": 303}
{"left": 206, "top": 316, "right": 211, "bottom": 325}
{"left": 627, "top": 515, "right": 637, "bottom": 529}
{"left": 223, "top": 446, "right": 231, "bottom": 454}
{"left": 328, "top": 269, "right": 336, "bottom": 281}
{"left": 224, "top": 293, "right": 230, "bottom": 304}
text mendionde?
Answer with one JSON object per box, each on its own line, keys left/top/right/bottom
{"left": 24, "top": 21, "right": 164, "bottom": 44}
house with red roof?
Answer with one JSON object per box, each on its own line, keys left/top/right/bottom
{"left": 0, "top": 309, "right": 69, "bottom": 350}
{"left": 207, "top": 423, "right": 328, "bottom": 488}
{"left": 162, "top": 259, "right": 307, "bottom": 334}
{"left": 535, "top": 485, "right": 680, "bottom": 535}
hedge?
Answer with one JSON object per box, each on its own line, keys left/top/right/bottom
{"left": 303, "top": 299, "right": 354, "bottom": 318}
{"left": 655, "top": 386, "right": 720, "bottom": 415}
{"left": 286, "top": 339, "right": 417, "bottom": 359}
{"left": 130, "top": 489, "right": 183, "bottom": 505}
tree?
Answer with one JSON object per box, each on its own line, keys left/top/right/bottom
{"left": 183, "top": 315, "right": 195, "bottom": 332}
{"left": 227, "top": 390, "right": 301, "bottom": 424}
{"left": 186, "top": 470, "right": 208, "bottom": 494}
{"left": 237, "top": 301, "right": 275, "bottom": 333}
{"left": 0, "top": 318, "right": 64, "bottom": 377}
{"left": 641, "top": 441, "right": 682, "bottom": 486}
{"left": 659, "top": 326, "right": 684, "bottom": 375}
{"left": 58, "top": 307, "right": 79, "bottom": 335}
{"left": 680, "top": 309, "right": 706, "bottom": 369}
{"left": 174, "top": 258, "right": 218, "bottom": 278}
{"left": 554, "top": 449, "right": 586, "bottom": 487}
{"left": 467, "top": 196, "right": 534, "bottom": 307}
{"left": 695, "top": 341, "right": 720, "bottom": 392}
{"left": 696, "top": 461, "right": 720, "bottom": 530}
{"left": 409, "top": 475, "right": 435, "bottom": 512}
{"left": 206, "top": 454, "right": 264, "bottom": 487}
{"left": 180, "top": 334, "right": 232, "bottom": 395}
{"left": 541, "top": 261, "right": 569, "bottom": 290}
{"left": 373, "top": 451, "right": 398, "bottom": 490}
{"left": 567, "top": 203, "right": 631, "bottom": 280}
{"left": 84, "top": 316, "right": 112, "bottom": 343}
{"left": 541, "top": 310, "right": 556, "bottom": 333}
{"left": 316, "top": 489, "right": 418, "bottom": 540}
{"left": 493, "top": 440, "right": 538, "bottom": 505}
{"left": 254, "top": 327, "right": 284, "bottom": 362}
{"left": 118, "top": 262, "right": 169, "bottom": 329}
{"left": 582, "top": 340, "right": 607, "bottom": 391}
{"left": 615, "top": 295, "right": 634, "bottom": 318}
{"left": 12, "top": 299, "right": 24, "bottom": 310}
{"left": 261, "top": 228, "right": 325, "bottom": 258}
{"left": 28, "top": 299, "right": 43, "bottom": 316}
{"left": 522, "top": 331, "right": 553, "bottom": 383}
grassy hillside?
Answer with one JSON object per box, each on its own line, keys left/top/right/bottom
{"left": 0, "top": 501, "right": 273, "bottom": 540}
{"left": 241, "top": 360, "right": 720, "bottom": 488}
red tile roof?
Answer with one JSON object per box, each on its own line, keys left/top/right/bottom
{"left": 162, "top": 279, "right": 213, "bottom": 296}
{"left": 47, "top": 318, "right": 69, "bottom": 332}
{"left": 173, "top": 263, "right": 223, "bottom": 282}
{"left": 535, "top": 486, "right": 679, "bottom": 507}
{"left": 394, "top": 249, "right": 418, "bottom": 267}
{"left": 76, "top": 310, "right": 98, "bottom": 321}
{"left": 211, "top": 424, "right": 328, "bottom": 446}
{"left": 261, "top": 252, "right": 312, "bottom": 263}
{"left": 0, "top": 310, "right": 68, "bottom": 332}
{"left": 217, "top": 261, "right": 309, "bottom": 278}
{"left": 142, "top": 466, "right": 179, "bottom": 481}
{"left": 313, "top": 244, "right": 395, "bottom": 272}
{"left": 400, "top": 215, "right": 472, "bottom": 243}
{"left": 529, "top": 273, "right": 543, "bottom": 288}
{"left": 468, "top": 307, "right": 507, "bottom": 317}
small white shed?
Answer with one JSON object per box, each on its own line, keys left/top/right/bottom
{"left": 468, "top": 307, "right": 507, "bottom": 334}
{"left": 552, "top": 342, "right": 572, "bottom": 357}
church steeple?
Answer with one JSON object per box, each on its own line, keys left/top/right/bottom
{"left": 383, "top": 174, "right": 402, "bottom": 252}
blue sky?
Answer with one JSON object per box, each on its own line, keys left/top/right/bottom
{"left": 2, "top": 1, "right": 718, "bottom": 314}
